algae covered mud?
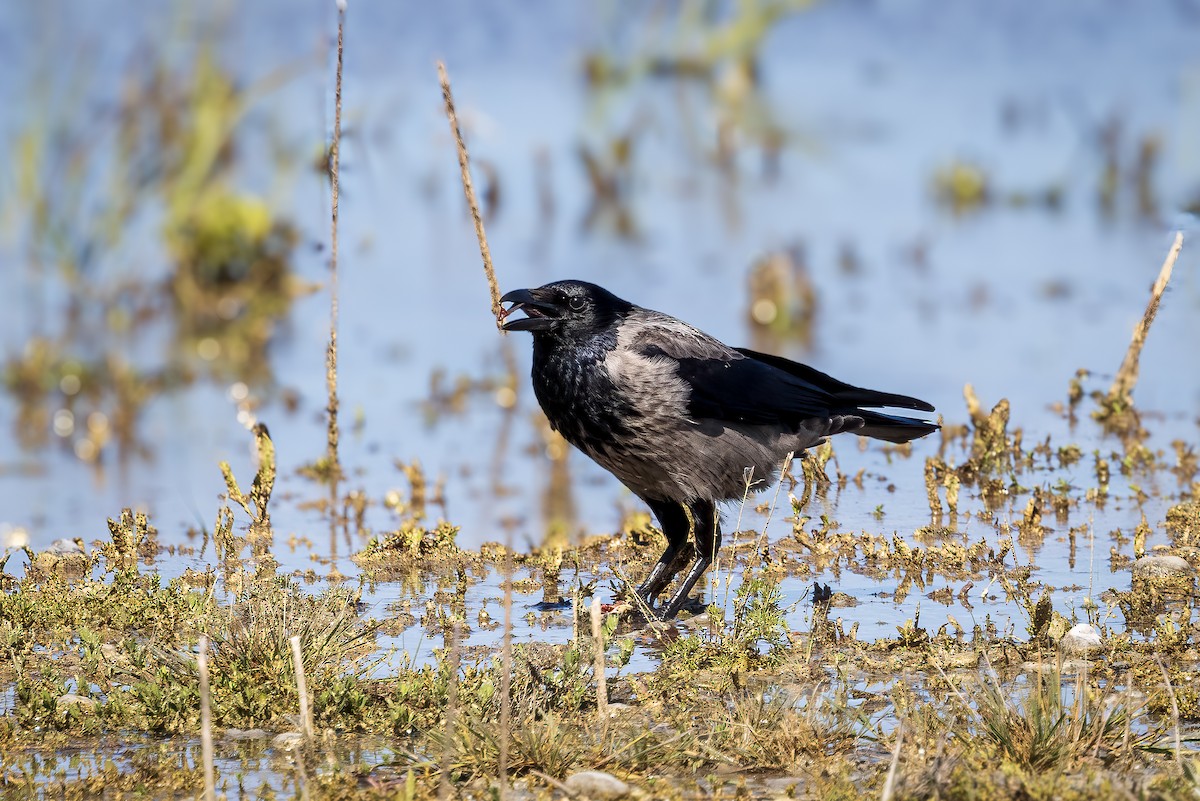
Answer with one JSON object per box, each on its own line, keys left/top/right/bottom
{"left": 3, "top": 1, "right": 1200, "bottom": 798}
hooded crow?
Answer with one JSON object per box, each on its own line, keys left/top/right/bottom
{"left": 501, "top": 279, "right": 937, "bottom": 619}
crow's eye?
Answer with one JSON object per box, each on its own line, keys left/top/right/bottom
{"left": 567, "top": 296, "right": 586, "bottom": 312}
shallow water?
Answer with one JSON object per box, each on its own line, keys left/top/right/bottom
{"left": 2, "top": 0, "right": 1199, "bottom": 739}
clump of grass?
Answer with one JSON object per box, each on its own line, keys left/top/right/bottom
{"left": 580, "top": 1, "right": 804, "bottom": 172}
{"left": 1, "top": 506, "right": 384, "bottom": 738}
{"left": 946, "top": 661, "right": 1160, "bottom": 773}
{"left": 197, "top": 579, "right": 380, "bottom": 731}
{"left": 653, "top": 576, "right": 790, "bottom": 697}
{"left": 433, "top": 711, "right": 588, "bottom": 784}
{"left": 715, "top": 687, "right": 864, "bottom": 770}
{"left": 166, "top": 187, "right": 300, "bottom": 383}
{"left": 2, "top": 337, "right": 175, "bottom": 462}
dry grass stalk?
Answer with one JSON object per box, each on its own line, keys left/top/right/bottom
{"left": 748, "top": 451, "right": 793, "bottom": 573}
{"left": 197, "top": 635, "right": 216, "bottom": 801}
{"left": 1106, "top": 231, "right": 1183, "bottom": 407}
{"left": 881, "top": 720, "right": 903, "bottom": 801}
{"left": 324, "top": 4, "right": 346, "bottom": 482}
{"left": 528, "top": 769, "right": 577, "bottom": 798}
{"left": 591, "top": 595, "right": 607, "bottom": 721}
{"left": 437, "top": 61, "right": 503, "bottom": 325}
{"left": 440, "top": 622, "right": 463, "bottom": 801}
{"left": 1156, "top": 656, "right": 1183, "bottom": 769}
{"left": 290, "top": 635, "right": 313, "bottom": 740}
{"left": 716, "top": 469, "right": 757, "bottom": 615}
{"left": 499, "top": 551, "right": 514, "bottom": 798}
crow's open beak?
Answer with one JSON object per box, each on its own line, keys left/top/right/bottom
{"left": 500, "top": 288, "right": 559, "bottom": 331}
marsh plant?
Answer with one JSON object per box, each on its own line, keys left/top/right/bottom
{"left": 716, "top": 686, "right": 865, "bottom": 769}
{"left": 2, "top": 28, "right": 302, "bottom": 463}
{"left": 939, "top": 660, "right": 1163, "bottom": 773}
{"left": 653, "top": 575, "right": 791, "bottom": 697}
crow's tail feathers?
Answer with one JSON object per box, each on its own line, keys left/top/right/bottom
{"left": 853, "top": 409, "right": 940, "bottom": 444}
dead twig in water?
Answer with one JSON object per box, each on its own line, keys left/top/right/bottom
{"left": 290, "top": 635, "right": 314, "bottom": 741}
{"left": 528, "top": 770, "right": 579, "bottom": 798}
{"left": 197, "top": 636, "right": 216, "bottom": 801}
{"left": 1156, "top": 655, "right": 1183, "bottom": 770}
{"left": 881, "top": 720, "right": 904, "bottom": 801}
{"left": 437, "top": 61, "right": 503, "bottom": 326}
{"left": 325, "top": 2, "right": 346, "bottom": 484}
{"left": 439, "top": 622, "right": 463, "bottom": 801}
{"left": 591, "top": 595, "right": 608, "bottom": 723}
{"left": 499, "top": 551, "right": 514, "bottom": 799}
{"left": 1104, "top": 231, "right": 1183, "bottom": 411}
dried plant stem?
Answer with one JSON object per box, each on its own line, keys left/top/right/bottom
{"left": 290, "top": 635, "right": 313, "bottom": 740}
{"left": 1106, "top": 231, "right": 1183, "bottom": 407}
{"left": 1156, "top": 656, "right": 1183, "bottom": 769}
{"left": 439, "top": 623, "right": 462, "bottom": 801}
{"left": 881, "top": 720, "right": 904, "bottom": 801}
{"left": 750, "top": 451, "right": 793, "bottom": 571}
{"left": 437, "top": 61, "right": 503, "bottom": 325}
{"left": 591, "top": 595, "right": 608, "bottom": 722}
{"left": 718, "top": 470, "right": 756, "bottom": 614}
{"left": 528, "top": 770, "right": 577, "bottom": 798}
{"left": 197, "top": 635, "right": 216, "bottom": 801}
{"left": 325, "top": 5, "right": 346, "bottom": 482}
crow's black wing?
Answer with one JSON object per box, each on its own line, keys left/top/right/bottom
{"left": 621, "top": 311, "right": 834, "bottom": 425}
{"left": 735, "top": 348, "right": 935, "bottom": 412}
{"left": 640, "top": 344, "right": 835, "bottom": 425}
{"left": 624, "top": 310, "right": 936, "bottom": 440}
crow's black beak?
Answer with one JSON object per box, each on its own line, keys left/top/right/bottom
{"left": 500, "top": 288, "right": 559, "bottom": 331}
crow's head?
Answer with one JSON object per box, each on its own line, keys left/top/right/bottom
{"left": 500, "top": 280, "right": 632, "bottom": 341}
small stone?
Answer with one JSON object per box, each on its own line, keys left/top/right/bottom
{"left": 564, "top": 770, "right": 631, "bottom": 799}
{"left": 763, "top": 776, "right": 805, "bottom": 792}
{"left": 1060, "top": 623, "right": 1103, "bottom": 653}
{"left": 225, "top": 728, "right": 271, "bottom": 740}
{"left": 56, "top": 694, "right": 98, "bottom": 713}
{"left": 272, "top": 731, "right": 305, "bottom": 750}
{"left": 99, "top": 643, "right": 127, "bottom": 666}
{"left": 1132, "top": 555, "right": 1194, "bottom": 579}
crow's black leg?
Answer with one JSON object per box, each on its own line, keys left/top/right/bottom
{"left": 635, "top": 498, "right": 691, "bottom": 606}
{"left": 659, "top": 500, "right": 721, "bottom": 620}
